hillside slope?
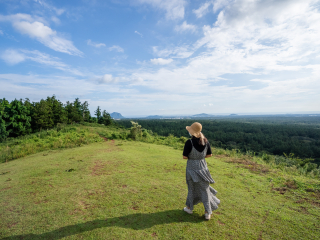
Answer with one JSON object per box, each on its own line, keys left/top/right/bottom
{"left": 0, "top": 140, "right": 319, "bottom": 239}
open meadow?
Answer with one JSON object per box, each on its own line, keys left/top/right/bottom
{"left": 1, "top": 127, "right": 320, "bottom": 239}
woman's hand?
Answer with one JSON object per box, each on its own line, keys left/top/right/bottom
{"left": 205, "top": 154, "right": 212, "bottom": 158}
{"left": 183, "top": 156, "right": 188, "bottom": 159}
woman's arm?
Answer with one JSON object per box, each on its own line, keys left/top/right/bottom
{"left": 205, "top": 142, "right": 213, "bottom": 158}
{"left": 182, "top": 140, "right": 192, "bottom": 159}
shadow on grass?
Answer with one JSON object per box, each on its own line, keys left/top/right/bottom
{"left": 2, "top": 209, "right": 205, "bottom": 240}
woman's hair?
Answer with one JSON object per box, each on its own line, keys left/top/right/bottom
{"left": 199, "top": 132, "right": 208, "bottom": 146}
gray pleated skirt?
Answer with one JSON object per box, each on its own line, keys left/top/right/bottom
{"left": 185, "top": 159, "right": 220, "bottom": 214}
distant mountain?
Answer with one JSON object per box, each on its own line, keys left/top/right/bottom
{"left": 191, "top": 113, "right": 214, "bottom": 118}
{"left": 110, "top": 112, "right": 125, "bottom": 119}
{"left": 145, "top": 115, "right": 163, "bottom": 119}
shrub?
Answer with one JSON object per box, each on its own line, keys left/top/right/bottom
{"left": 129, "top": 121, "right": 142, "bottom": 140}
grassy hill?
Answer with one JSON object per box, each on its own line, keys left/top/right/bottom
{"left": 1, "top": 126, "right": 320, "bottom": 239}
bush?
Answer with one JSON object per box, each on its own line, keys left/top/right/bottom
{"left": 129, "top": 121, "right": 142, "bottom": 140}
{"left": 0, "top": 126, "right": 102, "bottom": 163}
{"left": 261, "top": 153, "right": 273, "bottom": 163}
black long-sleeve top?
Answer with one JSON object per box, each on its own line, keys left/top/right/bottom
{"left": 183, "top": 136, "right": 212, "bottom": 157}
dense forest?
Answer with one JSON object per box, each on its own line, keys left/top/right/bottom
{"left": 0, "top": 96, "right": 114, "bottom": 141}
{"left": 2, "top": 96, "right": 320, "bottom": 166}
{"left": 118, "top": 119, "right": 320, "bottom": 165}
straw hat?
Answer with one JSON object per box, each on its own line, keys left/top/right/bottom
{"left": 186, "top": 122, "right": 202, "bottom": 138}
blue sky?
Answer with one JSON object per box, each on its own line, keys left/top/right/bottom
{"left": 1, "top": 0, "right": 320, "bottom": 117}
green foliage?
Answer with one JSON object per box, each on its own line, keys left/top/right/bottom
{"left": 0, "top": 98, "right": 9, "bottom": 141}
{"left": 95, "top": 106, "right": 102, "bottom": 123}
{"left": 0, "top": 96, "right": 116, "bottom": 143}
{"left": 81, "top": 101, "right": 90, "bottom": 121}
{"left": 5, "top": 99, "right": 32, "bottom": 137}
{"left": 73, "top": 98, "right": 82, "bottom": 117}
{"left": 0, "top": 125, "right": 102, "bottom": 163}
{"left": 129, "top": 121, "right": 142, "bottom": 140}
{"left": 32, "top": 99, "right": 54, "bottom": 131}
{"left": 65, "top": 101, "right": 82, "bottom": 124}
{"left": 102, "top": 110, "right": 112, "bottom": 126}
{"left": 46, "top": 96, "right": 67, "bottom": 125}
{"left": 118, "top": 119, "right": 320, "bottom": 165}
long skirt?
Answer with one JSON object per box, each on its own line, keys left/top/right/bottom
{"left": 186, "top": 179, "right": 220, "bottom": 214}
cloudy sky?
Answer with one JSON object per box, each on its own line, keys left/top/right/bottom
{"left": 1, "top": 0, "right": 320, "bottom": 117}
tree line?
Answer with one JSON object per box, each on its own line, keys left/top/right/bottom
{"left": 118, "top": 119, "right": 320, "bottom": 165}
{"left": 0, "top": 96, "right": 114, "bottom": 141}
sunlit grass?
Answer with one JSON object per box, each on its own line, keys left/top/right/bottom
{"left": 1, "top": 140, "right": 319, "bottom": 239}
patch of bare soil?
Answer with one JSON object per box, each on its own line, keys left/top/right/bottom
{"left": 90, "top": 160, "right": 106, "bottom": 176}
{"left": 101, "top": 136, "right": 108, "bottom": 141}
{"left": 225, "top": 157, "right": 269, "bottom": 174}
{"left": 96, "top": 140, "right": 123, "bottom": 154}
{"left": 272, "top": 187, "right": 287, "bottom": 194}
{"left": 271, "top": 180, "right": 299, "bottom": 194}
{"left": 7, "top": 222, "right": 18, "bottom": 228}
{"left": 294, "top": 196, "right": 320, "bottom": 207}
{"left": 217, "top": 220, "right": 225, "bottom": 225}
{"left": 78, "top": 200, "right": 90, "bottom": 209}
{"left": 0, "top": 187, "right": 12, "bottom": 192}
{"left": 289, "top": 206, "right": 310, "bottom": 214}
{"left": 284, "top": 180, "right": 298, "bottom": 189}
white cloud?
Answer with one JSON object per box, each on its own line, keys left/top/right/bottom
{"left": 193, "top": 1, "right": 212, "bottom": 18}
{"left": 152, "top": 45, "right": 193, "bottom": 58}
{"left": 193, "top": 0, "right": 229, "bottom": 18}
{"left": 1, "top": 0, "right": 320, "bottom": 115}
{"left": 175, "top": 21, "right": 197, "bottom": 33}
{"left": 134, "top": 30, "right": 143, "bottom": 37}
{"left": 0, "top": 30, "right": 3, "bottom": 35}
{"left": 51, "top": 16, "right": 60, "bottom": 24}
{"left": 96, "top": 74, "right": 119, "bottom": 84}
{"left": 150, "top": 58, "right": 173, "bottom": 65}
{"left": 0, "top": 14, "right": 82, "bottom": 56}
{"left": 1, "top": 49, "right": 83, "bottom": 75}
{"left": 127, "top": 0, "right": 320, "bottom": 113}
{"left": 213, "top": 0, "right": 232, "bottom": 13}
{"left": 87, "top": 39, "right": 106, "bottom": 48}
{"left": 34, "top": 0, "right": 65, "bottom": 15}
{"left": 108, "top": 45, "right": 124, "bottom": 52}
{"left": 136, "top": 0, "right": 186, "bottom": 20}
{"left": 1, "top": 49, "right": 26, "bottom": 65}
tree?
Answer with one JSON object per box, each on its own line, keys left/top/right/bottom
{"left": 32, "top": 99, "right": 54, "bottom": 131}
{"left": 5, "top": 99, "right": 32, "bottom": 137}
{"left": 65, "top": 101, "right": 82, "bottom": 124}
{"left": 102, "top": 110, "right": 112, "bottom": 126}
{"left": 0, "top": 98, "right": 9, "bottom": 141}
{"left": 23, "top": 98, "right": 34, "bottom": 114}
{"left": 73, "top": 98, "right": 82, "bottom": 119}
{"left": 95, "top": 106, "right": 101, "bottom": 123}
{"left": 46, "top": 96, "right": 67, "bottom": 125}
{"left": 81, "top": 101, "right": 90, "bottom": 122}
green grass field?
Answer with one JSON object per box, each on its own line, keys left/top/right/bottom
{"left": 1, "top": 139, "right": 320, "bottom": 239}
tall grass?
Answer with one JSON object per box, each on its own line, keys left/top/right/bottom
{"left": 0, "top": 124, "right": 102, "bottom": 163}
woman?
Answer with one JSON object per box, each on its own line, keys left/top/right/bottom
{"left": 183, "top": 122, "right": 220, "bottom": 220}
